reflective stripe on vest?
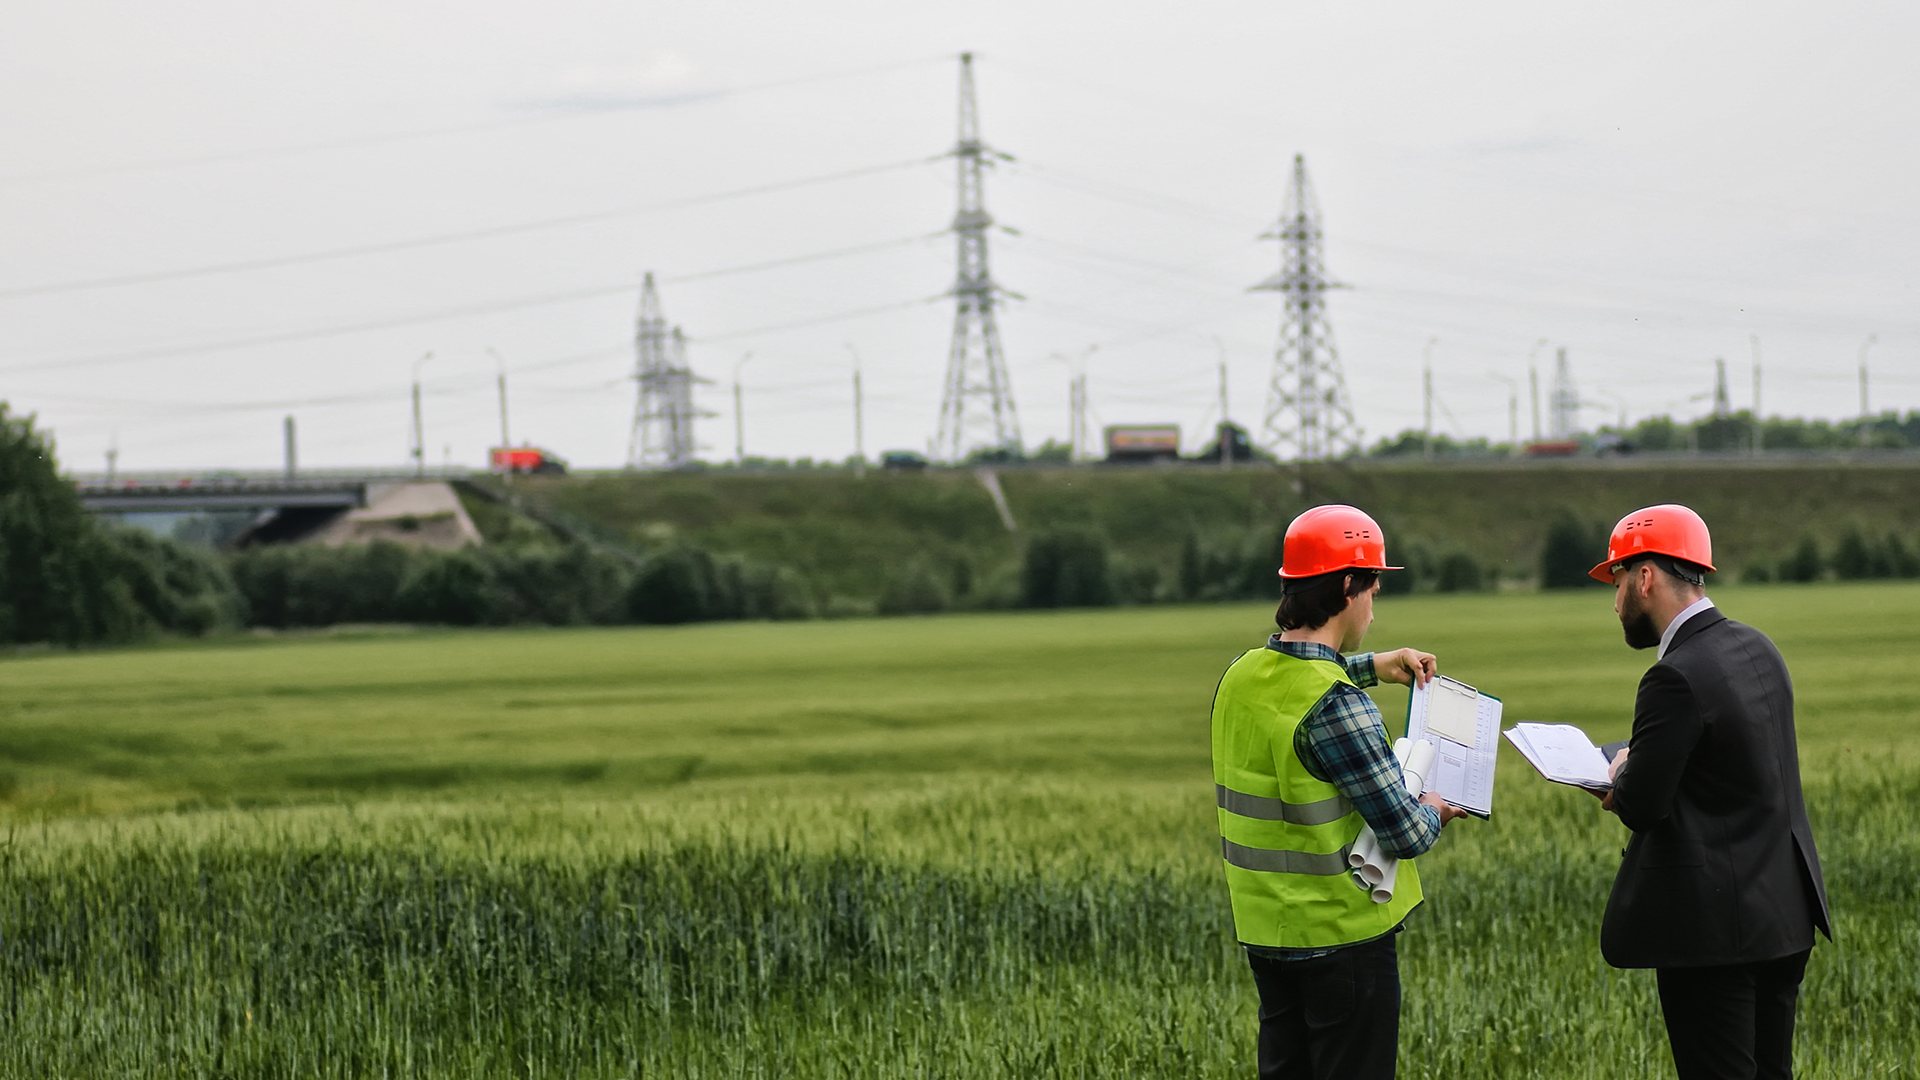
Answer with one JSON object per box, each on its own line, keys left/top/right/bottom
{"left": 1210, "top": 646, "right": 1424, "bottom": 949}
{"left": 1215, "top": 784, "right": 1352, "bottom": 826}
{"left": 1220, "top": 837, "right": 1354, "bottom": 876}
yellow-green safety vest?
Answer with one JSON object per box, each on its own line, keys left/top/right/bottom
{"left": 1210, "top": 646, "right": 1422, "bottom": 949}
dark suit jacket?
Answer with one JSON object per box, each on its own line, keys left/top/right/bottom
{"left": 1601, "top": 608, "right": 1832, "bottom": 969}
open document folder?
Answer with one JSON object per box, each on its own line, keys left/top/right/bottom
{"left": 1503, "top": 723, "right": 1615, "bottom": 791}
{"left": 1403, "top": 676, "right": 1501, "bottom": 817}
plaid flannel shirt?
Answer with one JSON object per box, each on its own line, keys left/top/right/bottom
{"left": 1267, "top": 636, "right": 1442, "bottom": 861}
{"left": 1242, "top": 638, "right": 1441, "bottom": 962}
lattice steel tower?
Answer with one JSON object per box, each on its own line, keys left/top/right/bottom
{"left": 1255, "top": 154, "right": 1359, "bottom": 461}
{"left": 935, "top": 52, "right": 1021, "bottom": 462}
{"left": 628, "top": 272, "right": 704, "bottom": 469}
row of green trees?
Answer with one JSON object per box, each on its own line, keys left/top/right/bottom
{"left": 1743, "top": 526, "right": 1920, "bottom": 583}
{"left": 0, "top": 406, "right": 243, "bottom": 646}
{"left": 16, "top": 400, "right": 1920, "bottom": 646}
{"left": 1369, "top": 410, "right": 1920, "bottom": 459}
{"left": 233, "top": 540, "right": 815, "bottom": 629}
{"left": 1536, "top": 511, "right": 1920, "bottom": 588}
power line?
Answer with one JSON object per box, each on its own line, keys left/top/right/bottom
{"left": 1007, "top": 160, "right": 1258, "bottom": 231}
{"left": 667, "top": 233, "right": 944, "bottom": 284}
{"left": 2, "top": 235, "right": 938, "bottom": 375}
{"left": 2, "top": 284, "right": 637, "bottom": 376}
{"left": 0, "top": 56, "right": 953, "bottom": 188}
{"left": 697, "top": 298, "right": 932, "bottom": 343}
{"left": 0, "top": 161, "right": 939, "bottom": 299}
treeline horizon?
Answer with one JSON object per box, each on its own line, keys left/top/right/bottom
{"left": 1368, "top": 409, "right": 1920, "bottom": 458}
{"left": 15, "top": 400, "right": 1920, "bottom": 647}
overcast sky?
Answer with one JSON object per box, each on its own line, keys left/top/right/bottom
{"left": 3, "top": 1, "right": 1916, "bottom": 473}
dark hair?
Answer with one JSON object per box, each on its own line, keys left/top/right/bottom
{"left": 1276, "top": 569, "right": 1380, "bottom": 631}
{"left": 1615, "top": 553, "right": 1707, "bottom": 588}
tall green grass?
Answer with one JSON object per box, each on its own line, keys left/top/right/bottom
{"left": 0, "top": 771, "right": 1911, "bottom": 1077}
{"left": 1, "top": 587, "right": 1916, "bottom": 1076}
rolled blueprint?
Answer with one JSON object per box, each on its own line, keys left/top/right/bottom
{"left": 1402, "top": 739, "right": 1438, "bottom": 800}
{"left": 1349, "top": 829, "right": 1376, "bottom": 870}
{"left": 1352, "top": 738, "right": 1437, "bottom": 902}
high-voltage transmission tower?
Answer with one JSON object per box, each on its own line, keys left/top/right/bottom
{"left": 1255, "top": 155, "right": 1360, "bottom": 461}
{"left": 627, "top": 272, "right": 708, "bottom": 469}
{"left": 935, "top": 52, "right": 1021, "bottom": 462}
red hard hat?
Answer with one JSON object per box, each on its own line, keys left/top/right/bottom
{"left": 1588, "top": 504, "right": 1716, "bottom": 583}
{"left": 1279, "top": 505, "right": 1402, "bottom": 579}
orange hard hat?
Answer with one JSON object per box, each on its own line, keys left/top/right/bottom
{"left": 1588, "top": 504, "right": 1716, "bottom": 583}
{"left": 1279, "top": 504, "right": 1402, "bottom": 579}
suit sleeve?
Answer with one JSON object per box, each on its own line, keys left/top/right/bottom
{"left": 1611, "top": 663, "right": 1700, "bottom": 832}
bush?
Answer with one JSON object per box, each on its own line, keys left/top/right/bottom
{"left": 1539, "top": 514, "right": 1605, "bottom": 589}
{"left": 397, "top": 550, "right": 502, "bottom": 625}
{"left": 1778, "top": 535, "right": 1824, "bottom": 583}
{"left": 1433, "top": 550, "right": 1488, "bottom": 593}
{"left": 710, "top": 556, "right": 815, "bottom": 620}
{"left": 488, "top": 544, "right": 634, "bottom": 626}
{"left": 1020, "top": 528, "right": 1115, "bottom": 609}
{"left": 1886, "top": 532, "right": 1920, "bottom": 578}
{"left": 1831, "top": 525, "right": 1878, "bottom": 580}
{"left": 97, "top": 527, "right": 245, "bottom": 634}
{"left": 0, "top": 405, "right": 240, "bottom": 644}
{"left": 230, "top": 542, "right": 413, "bottom": 627}
{"left": 627, "top": 546, "right": 717, "bottom": 624}
{"left": 1175, "top": 530, "right": 1253, "bottom": 602}
{"left": 1178, "top": 532, "right": 1205, "bottom": 600}
{"left": 1380, "top": 541, "right": 1431, "bottom": 596}
{"left": 877, "top": 560, "right": 949, "bottom": 615}
{"left": 1238, "top": 525, "right": 1289, "bottom": 600}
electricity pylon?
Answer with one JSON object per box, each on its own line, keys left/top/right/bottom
{"left": 1255, "top": 154, "right": 1359, "bottom": 461}
{"left": 627, "top": 273, "right": 709, "bottom": 469}
{"left": 935, "top": 52, "right": 1021, "bottom": 462}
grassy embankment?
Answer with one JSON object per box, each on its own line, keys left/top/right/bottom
{"left": 513, "top": 459, "right": 1920, "bottom": 603}
{"left": 0, "top": 584, "right": 1914, "bottom": 1076}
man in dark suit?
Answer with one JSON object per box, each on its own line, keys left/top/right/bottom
{"left": 1587, "top": 504, "right": 1831, "bottom": 1080}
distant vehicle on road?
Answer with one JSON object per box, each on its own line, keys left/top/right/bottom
{"left": 1104, "top": 424, "right": 1181, "bottom": 463}
{"left": 490, "top": 447, "right": 568, "bottom": 475}
{"left": 880, "top": 450, "right": 929, "bottom": 472}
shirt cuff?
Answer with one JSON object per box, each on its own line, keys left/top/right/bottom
{"left": 1344, "top": 652, "right": 1378, "bottom": 688}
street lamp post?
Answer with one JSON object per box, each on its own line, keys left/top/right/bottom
{"left": 1859, "top": 335, "right": 1877, "bottom": 449}
{"left": 1422, "top": 338, "right": 1437, "bottom": 461}
{"left": 410, "top": 352, "right": 433, "bottom": 478}
{"left": 733, "top": 353, "right": 753, "bottom": 467}
{"left": 1048, "top": 346, "right": 1095, "bottom": 462}
{"left": 846, "top": 344, "right": 865, "bottom": 479}
{"left": 1526, "top": 339, "right": 1549, "bottom": 444}
{"left": 1488, "top": 373, "right": 1520, "bottom": 457}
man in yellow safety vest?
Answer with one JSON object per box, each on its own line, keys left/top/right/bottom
{"left": 1210, "top": 504, "right": 1466, "bottom": 1079}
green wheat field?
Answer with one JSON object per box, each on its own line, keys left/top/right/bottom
{"left": 1, "top": 584, "right": 1914, "bottom": 1077}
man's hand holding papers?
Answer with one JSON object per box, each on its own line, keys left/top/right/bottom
{"left": 1503, "top": 723, "right": 1617, "bottom": 792}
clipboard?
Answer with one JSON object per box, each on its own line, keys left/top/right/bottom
{"left": 1404, "top": 675, "right": 1501, "bottom": 818}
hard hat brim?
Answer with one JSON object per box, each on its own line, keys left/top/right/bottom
{"left": 1589, "top": 552, "right": 1718, "bottom": 584}
{"left": 1278, "top": 564, "right": 1404, "bottom": 579}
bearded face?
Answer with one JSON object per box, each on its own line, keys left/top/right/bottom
{"left": 1618, "top": 578, "right": 1661, "bottom": 650}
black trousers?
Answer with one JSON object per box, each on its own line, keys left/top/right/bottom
{"left": 1655, "top": 949, "right": 1811, "bottom": 1080}
{"left": 1246, "top": 935, "right": 1399, "bottom": 1080}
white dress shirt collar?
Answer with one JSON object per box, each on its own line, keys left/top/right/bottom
{"left": 1658, "top": 595, "right": 1716, "bottom": 659}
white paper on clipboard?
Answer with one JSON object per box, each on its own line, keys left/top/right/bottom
{"left": 1405, "top": 675, "right": 1502, "bottom": 818}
